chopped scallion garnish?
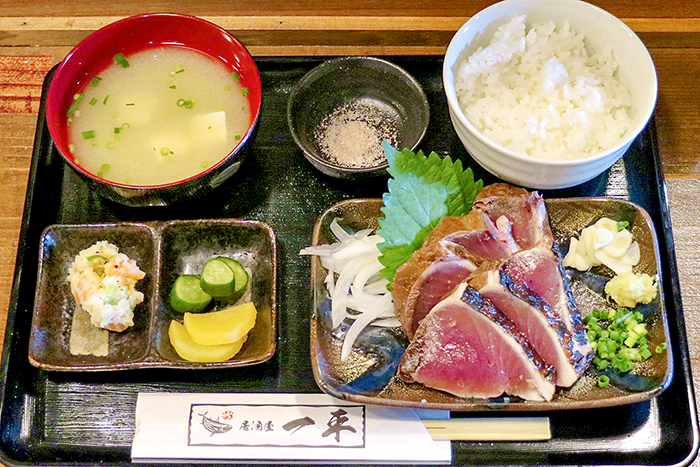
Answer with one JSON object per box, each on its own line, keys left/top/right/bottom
{"left": 169, "top": 85, "right": 176, "bottom": 89}
{"left": 177, "top": 98, "right": 195, "bottom": 109}
{"left": 231, "top": 71, "right": 240, "bottom": 81}
{"left": 90, "top": 77, "right": 102, "bottom": 87}
{"left": 89, "top": 97, "right": 98, "bottom": 106}
{"left": 160, "top": 147, "right": 172, "bottom": 156}
{"left": 82, "top": 130, "right": 96, "bottom": 140}
{"left": 103, "top": 95, "right": 110, "bottom": 105}
{"left": 617, "top": 220, "right": 630, "bottom": 231}
{"left": 114, "top": 127, "right": 121, "bottom": 134}
{"left": 113, "top": 53, "right": 130, "bottom": 68}
{"left": 241, "top": 87, "right": 249, "bottom": 96}
{"left": 121, "top": 123, "right": 130, "bottom": 130}
{"left": 106, "top": 141, "right": 115, "bottom": 149}
{"left": 100, "top": 163, "right": 111, "bottom": 172}
{"left": 224, "top": 85, "right": 231, "bottom": 91}
{"left": 234, "top": 134, "right": 241, "bottom": 140}
{"left": 126, "top": 102, "right": 135, "bottom": 106}
{"left": 585, "top": 308, "right": 667, "bottom": 386}
{"left": 67, "top": 93, "right": 85, "bottom": 116}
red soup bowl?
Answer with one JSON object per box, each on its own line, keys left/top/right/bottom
{"left": 46, "top": 13, "right": 262, "bottom": 206}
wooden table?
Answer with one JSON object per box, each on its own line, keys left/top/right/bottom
{"left": 0, "top": 1, "right": 698, "bottom": 464}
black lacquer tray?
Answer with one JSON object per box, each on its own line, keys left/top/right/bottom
{"left": 0, "top": 57, "right": 697, "bottom": 466}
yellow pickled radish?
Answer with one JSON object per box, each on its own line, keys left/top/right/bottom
{"left": 168, "top": 320, "right": 247, "bottom": 362}
{"left": 183, "top": 301, "right": 257, "bottom": 346}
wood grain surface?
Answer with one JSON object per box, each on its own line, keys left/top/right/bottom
{"left": 0, "top": 1, "right": 698, "bottom": 464}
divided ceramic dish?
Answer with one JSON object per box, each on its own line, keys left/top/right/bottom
{"left": 29, "top": 219, "right": 277, "bottom": 371}
{"left": 309, "top": 198, "right": 673, "bottom": 411}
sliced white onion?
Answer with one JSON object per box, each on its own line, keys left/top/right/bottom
{"left": 331, "top": 256, "right": 375, "bottom": 328}
{"left": 350, "top": 285, "right": 393, "bottom": 312}
{"left": 299, "top": 243, "right": 340, "bottom": 257}
{"left": 324, "top": 269, "right": 335, "bottom": 295}
{"left": 330, "top": 235, "right": 382, "bottom": 264}
{"left": 353, "top": 259, "right": 384, "bottom": 290}
{"left": 300, "top": 218, "right": 399, "bottom": 362}
{"left": 329, "top": 217, "right": 353, "bottom": 242}
{"left": 341, "top": 311, "right": 380, "bottom": 362}
{"left": 372, "top": 317, "right": 402, "bottom": 328}
{"left": 363, "top": 277, "right": 391, "bottom": 294}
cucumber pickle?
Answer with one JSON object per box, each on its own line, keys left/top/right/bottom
{"left": 169, "top": 257, "right": 249, "bottom": 313}
{"left": 169, "top": 275, "right": 212, "bottom": 313}
{"left": 200, "top": 258, "right": 236, "bottom": 298}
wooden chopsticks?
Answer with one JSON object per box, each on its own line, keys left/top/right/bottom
{"left": 422, "top": 417, "right": 551, "bottom": 441}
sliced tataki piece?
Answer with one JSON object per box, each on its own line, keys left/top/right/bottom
{"left": 200, "top": 258, "right": 236, "bottom": 298}
{"left": 169, "top": 320, "right": 246, "bottom": 362}
{"left": 183, "top": 301, "right": 257, "bottom": 346}
{"left": 169, "top": 275, "right": 212, "bottom": 313}
{"left": 218, "top": 257, "right": 249, "bottom": 301}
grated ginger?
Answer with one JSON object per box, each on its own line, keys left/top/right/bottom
{"left": 604, "top": 272, "right": 658, "bottom": 308}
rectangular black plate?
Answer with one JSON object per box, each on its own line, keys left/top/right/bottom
{"left": 28, "top": 219, "right": 277, "bottom": 371}
{"left": 0, "top": 57, "right": 697, "bottom": 466}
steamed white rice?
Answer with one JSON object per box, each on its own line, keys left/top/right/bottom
{"left": 454, "top": 15, "right": 631, "bottom": 160}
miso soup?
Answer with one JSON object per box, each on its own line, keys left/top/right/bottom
{"left": 67, "top": 47, "right": 252, "bottom": 186}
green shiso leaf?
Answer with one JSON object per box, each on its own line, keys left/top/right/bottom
{"left": 377, "top": 142, "right": 483, "bottom": 286}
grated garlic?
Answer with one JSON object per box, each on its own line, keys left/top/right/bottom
{"left": 604, "top": 272, "right": 658, "bottom": 308}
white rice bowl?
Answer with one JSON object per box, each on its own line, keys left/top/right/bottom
{"left": 443, "top": 0, "right": 657, "bottom": 189}
{"left": 454, "top": 15, "right": 631, "bottom": 161}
